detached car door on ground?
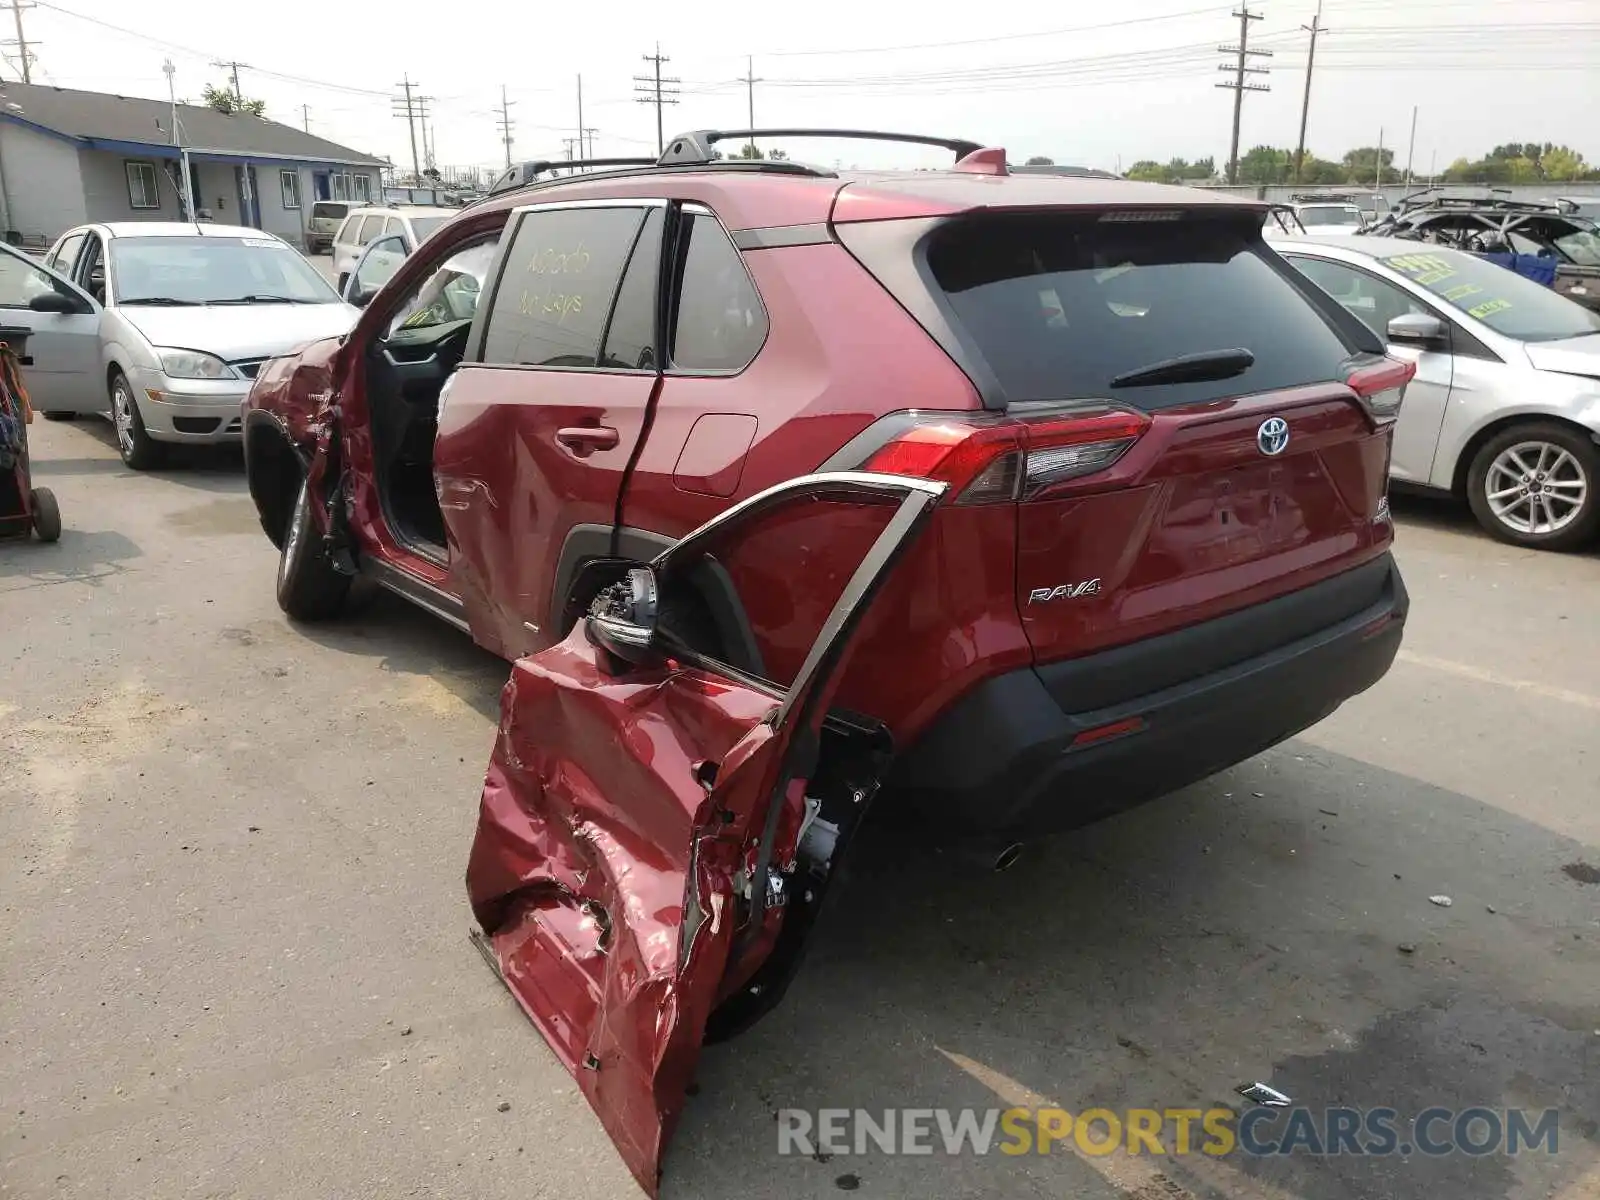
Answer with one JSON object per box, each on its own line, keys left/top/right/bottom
{"left": 465, "top": 472, "right": 944, "bottom": 1196}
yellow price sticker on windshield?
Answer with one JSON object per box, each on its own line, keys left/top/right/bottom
{"left": 1467, "top": 297, "right": 1512, "bottom": 319}
{"left": 1443, "top": 283, "right": 1481, "bottom": 303}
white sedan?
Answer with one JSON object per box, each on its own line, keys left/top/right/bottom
{"left": 1275, "top": 234, "right": 1600, "bottom": 549}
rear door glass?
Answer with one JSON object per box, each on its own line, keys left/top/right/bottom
{"left": 479, "top": 205, "right": 645, "bottom": 367}
{"left": 668, "top": 211, "right": 767, "bottom": 372}
{"left": 600, "top": 208, "right": 663, "bottom": 370}
{"left": 925, "top": 212, "right": 1357, "bottom": 409}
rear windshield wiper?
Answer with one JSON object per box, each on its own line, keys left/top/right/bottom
{"left": 1108, "top": 348, "right": 1255, "bottom": 389}
{"left": 208, "top": 295, "right": 319, "bottom": 305}
{"left": 119, "top": 296, "right": 203, "bottom": 306}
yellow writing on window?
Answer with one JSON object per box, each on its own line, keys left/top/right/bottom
{"left": 1467, "top": 297, "right": 1512, "bottom": 320}
{"left": 527, "top": 243, "right": 590, "bottom": 276}
{"left": 1442, "top": 283, "right": 1481, "bottom": 303}
{"left": 520, "top": 287, "right": 584, "bottom": 324}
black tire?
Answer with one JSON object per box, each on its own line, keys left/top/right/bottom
{"left": 276, "top": 477, "right": 350, "bottom": 620}
{"left": 30, "top": 487, "right": 61, "bottom": 542}
{"left": 109, "top": 370, "right": 166, "bottom": 470}
{"left": 1466, "top": 421, "right": 1600, "bottom": 551}
{"left": 40, "top": 411, "right": 76, "bottom": 421}
{"left": 336, "top": 272, "right": 349, "bottom": 294}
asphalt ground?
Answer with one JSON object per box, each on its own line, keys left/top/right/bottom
{"left": 3, "top": 412, "right": 1598, "bottom": 1200}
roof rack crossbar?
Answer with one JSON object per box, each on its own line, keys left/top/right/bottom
{"left": 657, "top": 128, "right": 982, "bottom": 167}
{"left": 487, "top": 156, "right": 657, "bottom": 196}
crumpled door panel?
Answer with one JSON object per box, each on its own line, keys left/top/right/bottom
{"left": 465, "top": 473, "right": 945, "bottom": 1195}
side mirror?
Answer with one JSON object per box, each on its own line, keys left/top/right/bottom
{"left": 29, "top": 289, "right": 78, "bottom": 314}
{"left": 585, "top": 567, "right": 660, "bottom": 671}
{"left": 350, "top": 284, "right": 379, "bottom": 308}
{"left": 1387, "top": 312, "right": 1447, "bottom": 346}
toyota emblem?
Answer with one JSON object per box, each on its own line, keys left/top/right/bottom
{"left": 1257, "top": 417, "right": 1290, "bottom": 456}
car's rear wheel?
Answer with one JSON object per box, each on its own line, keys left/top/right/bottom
{"left": 276, "top": 476, "right": 350, "bottom": 620}
{"left": 1467, "top": 422, "right": 1599, "bottom": 551}
{"left": 110, "top": 370, "right": 166, "bottom": 470}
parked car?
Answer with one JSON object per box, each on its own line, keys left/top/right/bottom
{"left": 36, "top": 222, "right": 356, "bottom": 468}
{"left": 244, "top": 130, "right": 1414, "bottom": 1190}
{"left": 1364, "top": 191, "right": 1600, "bottom": 312}
{"left": 1280, "top": 234, "right": 1600, "bottom": 549}
{"left": 305, "top": 200, "right": 359, "bottom": 254}
{"left": 329, "top": 206, "right": 454, "bottom": 293}
{"left": 1291, "top": 199, "right": 1365, "bottom": 235}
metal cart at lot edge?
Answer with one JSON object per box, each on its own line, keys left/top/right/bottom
{"left": 0, "top": 325, "right": 62, "bottom": 544}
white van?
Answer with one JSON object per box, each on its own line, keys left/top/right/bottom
{"left": 306, "top": 201, "right": 360, "bottom": 254}
{"left": 329, "top": 207, "right": 455, "bottom": 291}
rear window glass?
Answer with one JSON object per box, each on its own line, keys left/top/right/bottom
{"left": 312, "top": 202, "right": 349, "bottom": 220}
{"left": 925, "top": 212, "right": 1357, "bottom": 409}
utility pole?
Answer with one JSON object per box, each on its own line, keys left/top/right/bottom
{"left": 740, "top": 55, "right": 762, "bottom": 156}
{"left": 5, "top": 0, "right": 35, "bottom": 83}
{"left": 582, "top": 74, "right": 595, "bottom": 162}
{"left": 633, "top": 43, "right": 679, "bottom": 155}
{"left": 163, "top": 57, "right": 194, "bottom": 222}
{"left": 1216, "top": 7, "right": 1271, "bottom": 186}
{"left": 1374, "top": 126, "right": 1384, "bottom": 190}
{"left": 1402, "top": 105, "right": 1418, "bottom": 191}
{"left": 496, "top": 84, "right": 515, "bottom": 168}
{"left": 211, "top": 58, "right": 247, "bottom": 100}
{"left": 1291, "top": 0, "right": 1322, "bottom": 185}
{"left": 300, "top": 104, "right": 310, "bottom": 133}
{"left": 393, "top": 75, "right": 422, "bottom": 184}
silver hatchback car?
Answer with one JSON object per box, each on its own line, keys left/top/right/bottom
{"left": 24, "top": 222, "right": 357, "bottom": 468}
{"left": 1275, "top": 235, "right": 1600, "bottom": 549}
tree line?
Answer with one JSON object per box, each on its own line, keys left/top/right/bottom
{"left": 1121, "top": 143, "right": 1595, "bottom": 187}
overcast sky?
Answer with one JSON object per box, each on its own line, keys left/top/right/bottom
{"left": 13, "top": 0, "right": 1599, "bottom": 176}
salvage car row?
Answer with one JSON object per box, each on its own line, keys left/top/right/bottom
{"left": 7, "top": 132, "right": 1600, "bottom": 1193}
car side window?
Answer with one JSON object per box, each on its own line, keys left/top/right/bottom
{"left": 0, "top": 249, "right": 65, "bottom": 308}
{"left": 336, "top": 215, "right": 359, "bottom": 245}
{"left": 50, "top": 232, "right": 86, "bottom": 275}
{"left": 478, "top": 205, "right": 646, "bottom": 367}
{"left": 668, "top": 210, "right": 767, "bottom": 372}
{"left": 600, "top": 208, "right": 663, "bottom": 370}
{"left": 1288, "top": 256, "right": 1428, "bottom": 343}
{"left": 360, "top": 215, "right": 388, "bottom": 245}
{"left": 77, "top": 234, "right": 107, "bottom": 302}
{"left": 384, "top": 216, "right": 405, "bottom": 241}
{"left": 385, "top": 234, "right": 501, "bottom": 340}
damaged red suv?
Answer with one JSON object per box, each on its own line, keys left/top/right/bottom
{"left": 244, "top": 129, "right": 1412, "bottom": 1192}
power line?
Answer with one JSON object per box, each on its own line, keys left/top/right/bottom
{"left": 633, "top": 43, "right": 679, "bottom": 156}
{"left": 496, "top": 84, "right": 515, "bottom": 168}
{"left": 1292, "top": 0, "right": 1323, "bottom": 185}
{"left": 1215, "top": 6, "right": 1271, "bottom": 186}
{"left": 210, "top": 58, "right": 246, "bottom": 99}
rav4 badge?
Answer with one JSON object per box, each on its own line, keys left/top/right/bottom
{"left": 1028, "top": 579, "right": 1102, "bottom": 604}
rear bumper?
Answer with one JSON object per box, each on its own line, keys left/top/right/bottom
{"left": 889, "top": 554, "right": 1408, "bottom": 836}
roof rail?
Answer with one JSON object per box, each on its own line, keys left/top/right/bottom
{"left": 487, "top": 156, "right": 656, "bottom": 196}
{"left": 657, "top": 128, "right": 983, "bottom": 167}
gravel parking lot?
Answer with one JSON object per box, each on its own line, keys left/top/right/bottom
{"left": 3, "top": 418, "right": 1598, "bottom": 1200}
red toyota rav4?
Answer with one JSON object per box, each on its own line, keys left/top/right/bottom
{"left": 244, "top": 130, "right": 1411, "bottom": 1192}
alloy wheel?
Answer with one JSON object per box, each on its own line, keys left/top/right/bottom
{"left": 111, "top": 379, "right": 135, "bottom": 457}
{"left": 1484, "top": 440, "right": 1588, "bottom": 536}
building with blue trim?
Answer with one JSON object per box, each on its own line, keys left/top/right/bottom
{"left": 0, "top": 80, "right": 387, "bottom": 250}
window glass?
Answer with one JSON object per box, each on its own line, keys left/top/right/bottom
{"left": 280, "top": 170, "right": 301, "bottom": 210}
{"left": 351, "top": 235, "right": 408, "bottom": 303}
{"left": 408, "top": 216, "right": 449, "bottom": 243}
{"left": 1287, "top": 256, "right": 1430, "bottom": 342}
{"left": 1297, "top": 204, "right": 1362, "bottom": 228}
{"left": 925, "top": 211, "right": 1356, "bottom": 410}
{"left": 1380, "top": 247, "right": 1600, "bottom": 342}
{"left": 384, "top": 216, "right": 404, "bottom": 239}
{"left": 50, "top": 232, "right": 86, "bottom": 275}
{"left": 479, "top": 206, "right": 644, "bottom": 367}
{"left": 386, "top": 236, "right": 500, "bottom": 339}
{"left": 358, "top": 215, "right": 387, "bottom": 245}
{"left": 109, "top": 236, "right": 339, "bottom": 305}
{"left": 311, "top": 202, "right": 348, "bottom": 222}
{"left": 126, "top": 161, "right": 160, "bottom": 210}
{"left": 353, "top": 175, "right": 372, "bottom": 203}
{"left": 669, "top": 212, "right": 766, "bottom": 371}
{"left": 0, "top": 249, "right": 63, "bottom": 308}
{"left": 600, "top": 209, "right": 662, "bottom": 370}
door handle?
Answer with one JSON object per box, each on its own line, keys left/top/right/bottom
{"left": 556, "top": 425, "right": 620, "bottom": 454}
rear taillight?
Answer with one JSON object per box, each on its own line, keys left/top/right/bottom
{"left": 855, "top": 408, "right": 1149, "bottom": 504}
{"left": 1345, "top": 357, "right": 1415, "bottom": 425}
